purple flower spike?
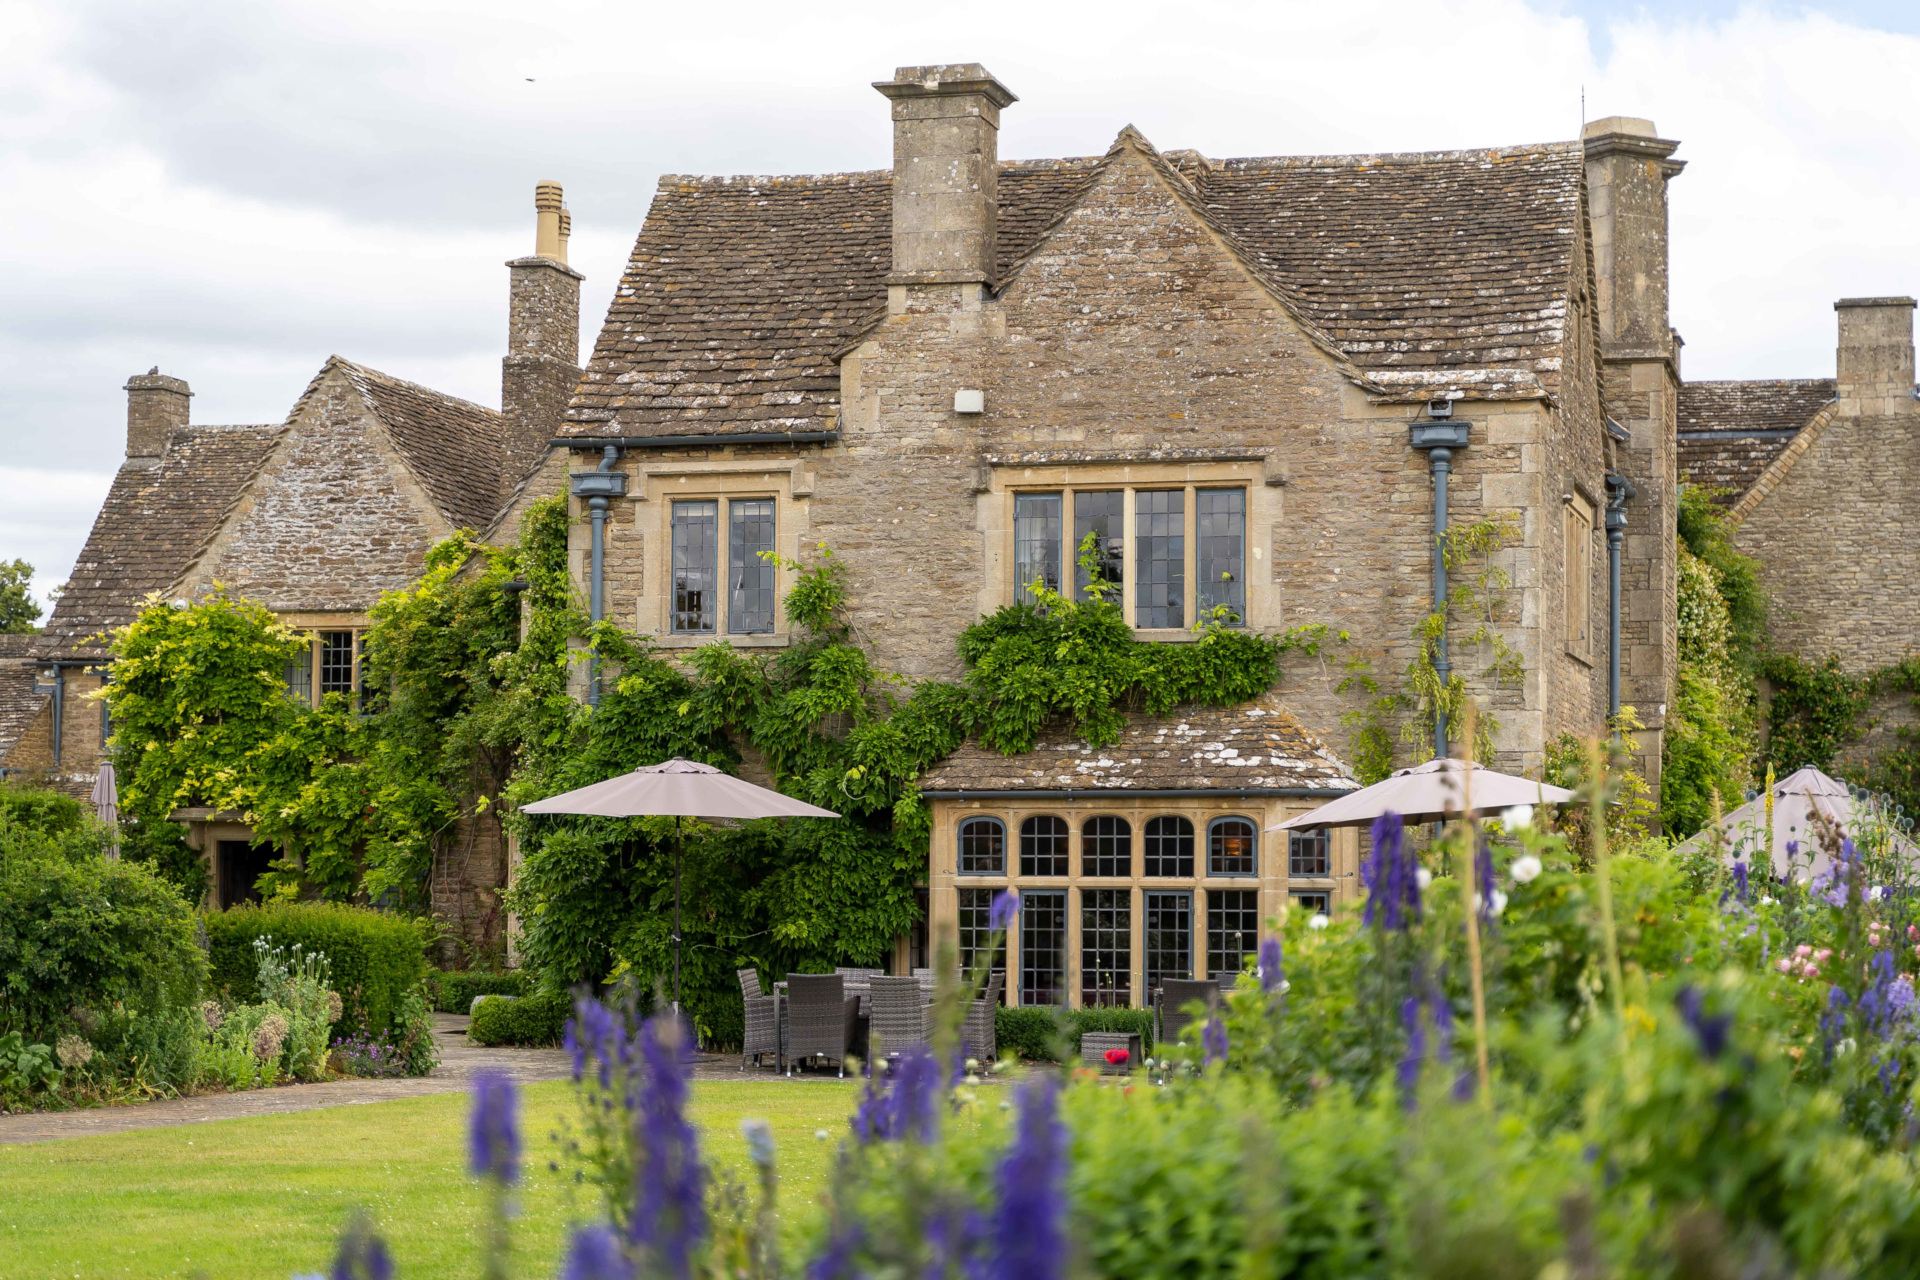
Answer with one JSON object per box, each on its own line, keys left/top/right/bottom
{"left": 1731, "top": 861, "right": 1750, "bottom": 903}
{"left": 327, "top": 1213, "right": 394, "bottom": 1280}
{"left": 559, "top": 1223, "right": 633, "bottom": 1280}
{"left": 851, "top": 1043, "right": 942, "bottom": 1143}
{"left": 1474, "top": 835, "right": 1496, "bottom": 918}
{"left": 468, "top": 1070, "right": 520, "bottom": 1185}
{"left": 993, "top": 1075, "right": 1069, "bottom": 1280}
{"left": 631, "top": 1013, "right": 705, "bottom": 1278}
{"left": 1363, "top": 811, "right": 1420, "bottom": 931}
{"left": 1258, "top": 936, "right": 1284, "bottom": 995}
{"left": 1674, "top": 985, "right": 1732, "bottom": 1061}
{"left": 1202, "top": 1014, "right": 1228, "bottom": 1066}
{"left": 1397, "top": 995, "right": 1425, "bottom": 1105}
{"left": 989, "top": 889, "right": 1020, "bottom": 932}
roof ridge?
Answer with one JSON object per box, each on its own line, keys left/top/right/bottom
{"left": 1684, "top": 377, "right": 1836, "bottom": 388}
{"left": 334, "top": 357, "right": 503, "bottom": 421}
{"left": 1215, "top": 140, "right": 1584, "bottom": 169}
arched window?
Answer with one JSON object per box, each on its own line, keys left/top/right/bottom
{"left": 1288, "top": 827, "right": 1330, "bottom": 877}
{"left": 958, "top": 816, "right": 1006, "bottom": 875}
{"left": 1143, "top": 816, "right": 1194, "bottom": 877}
{"left": 1020, "top": 815, "right": 1070, "bottom": 877}
{"left": 1081, "top": 816, "right": 1132, "bottom": 877}
{"left": 1208, "top": 817, "right": 1258, "bottom": 877}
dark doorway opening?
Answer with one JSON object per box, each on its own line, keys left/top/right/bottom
{"left": 216, "top": 840, "right": 276, "bottom": 909}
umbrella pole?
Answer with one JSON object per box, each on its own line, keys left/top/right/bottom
{"left": 673, "top": 814, "right": 683, "bottom": 1015}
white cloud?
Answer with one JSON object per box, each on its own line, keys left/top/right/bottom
{"left": 1, "top": 0, "right": 1916, "bottom": 613}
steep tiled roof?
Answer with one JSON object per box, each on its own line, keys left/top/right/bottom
{"left": 0, "top": 634, "right": 47, "bottom": 760}
{"left": 1676, "top": 379, "right": 1833, "bottom": 505}
{"left": 336, "top": 360, "right": 507, "bottom": 533}
{"left": 33, "top": 425, "right": 281, "bottom": 661}
{"left": 918, "top": 694, "right": 1359, "bottom": 795}
{"left": 565, "top": 134, "right": 1587, "bottom": 440}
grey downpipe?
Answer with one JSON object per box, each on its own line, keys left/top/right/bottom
{"left": 1605, "top": 474, "right": 1636, "bottom": 731}
{"left": 1411, "top": 409, "right": 1471, "bottom": 761}
{"left": 587, "top": 444, "right": 617, "bottom": 706}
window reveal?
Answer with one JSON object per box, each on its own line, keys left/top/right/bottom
{"left": 1013, "top": 492, "right": 1063, "bottom": 605}
{"left": 1208, "top": 817, "right": 1257, "bottom": 876}
{"left": 1135, "top": 489, "right": 1185, "bottom": 628}
{"left": 671, "top": 501, "right": 719, "bottom": 633}
{"left": 1020, "top": 815, "right": 1070, "bottom": 877}
{"left": 1081, "top": 816, "right": 1132, "bottom": 877}
{"left": 1142, "top": 815, "right": 1194, "bottom": 877}
{"left": 1207, "top": 889, "right": 1260, "bottom": 980}
{"left": 728, "top": 500, "right": 776, "bottom": 634}
{"left": 958, "top": 816, "right": 1006, "bottom": 875}
{"left": 1019, "top": 889, "right": 1068, "bottom": 1007}
{"left": 1196, "top": 488, "right": 1246, "bottom": 624}
{"left": 1144, "top": 890, "right": 1192, "bottom": 992}
{"left": 1081, "top": 888, "right": 1131, "bottom": 1007}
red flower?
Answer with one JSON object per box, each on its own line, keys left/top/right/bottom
{"left": 1104, "top": 1048, "right": 1129, "bottom": 1065}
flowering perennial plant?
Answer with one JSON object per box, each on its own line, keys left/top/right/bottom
{"left": 1361, "top": 811, "right": 1420, "bottom": 931}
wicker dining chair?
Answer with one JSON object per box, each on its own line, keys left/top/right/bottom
{"left": 738, "top": 968, "right": 779, "bottom": 1071}
{"left": 1156, "top": 977, "right": 1221, "bottom": 1049}
{"left": 866, "top": 975, "right": 931, "bottom": 1059}
{"left": 784, "top": 973, "right": 860, "bottom": 1076}
{"left": 961, "top": 973, "right": 1002, "bottom": 1063}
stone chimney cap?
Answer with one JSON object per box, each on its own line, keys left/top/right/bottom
{"left": 1835, "top": 297, "right": 1916, "bottom": 310}
{"left": 1582, "top": 116, "right": 1657, "bottom": 140}
{"left": 874, "top": 64, "right": 1017, "bottom": 108}
{"left": 124, "top": 370, "right": 191, "bottom": 395}
{"left": 535, "top": 181, "right": 563, "bottom": 212}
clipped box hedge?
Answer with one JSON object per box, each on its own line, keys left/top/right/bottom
{"left": 425, "top": 969, "right": 533, "bottom": 1014}
{"left": 468, "top": 989, "right": 570, "bottom": 1047}
{"left": 204, "top": 902, "right": 430, "bottom": 1039}
{"left": 994, "top": 1005, "right": 1157, "bottom": 1062}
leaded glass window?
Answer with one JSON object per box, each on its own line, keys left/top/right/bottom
{"left": 958, "top": 888, "right": 1004, "bottom": 981}
{"left": 728, "top": 500, "right": 775, "bottom": 634}
{"left": 1292, "top": 890, "right": 1332, "bottom": 915}
{"left": 1135, "top": 490, "right": 1185, "bottom": 628}
{"left": 1019, "top": 889, "right": 1068, "bottom": 1007}
{"left": 1020, "top": 815, "right": 1069, "bottom": 877}
{"left": 1081, "top": 888, "right": 1131, "bottom": 1007}
{"left": 1207, "top": 889, "right": 1259, "bottom": 980}
{"left": 1081, "top": 816, "right": 1131, "bottom": 878}
{"left": 671, "top": 501, "right": 718, "bottom": 633}
{"left": 1014, "top": 492, "right": 1062, "bottom": 605}
{"left": 318, "top": 631, "right": 355, "bottom": 698}
{"left": 1209, "top": 817, "right": 1257, "bottom": 877}
{"left": 1073, "top": 490, "right": 1124, "bottom": 602}
{"left": 1143, "top": 816, "right": 1194, "bottom": 877}
{"left": 1196, "top": 488, "right": 1245, "bottom": 625}
{"left": 958, "top": 816, "right": 1006, "bottom": 875}
{"left": 1145, "top": 890, "right": 1192, "bottom": 993}
{"left": 1289, "top": 827, "right": 1330, "bottom": 877}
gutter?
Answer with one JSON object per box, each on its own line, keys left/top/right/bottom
{"left": 552, "top": 432, "right": 839, "bottom": 450}
{"left": 918, "top": 787, "right": 1355, "bottom": 801}
{"left": 568, "top": 444, "right": 627, "bottom": 706}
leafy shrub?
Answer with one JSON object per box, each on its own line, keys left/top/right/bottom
{"left": 0, "top": 1032, "right": 61, "bottom": 1100}
{"left": 0, "top": 806, "right": 205, "bottom": 1041}
{"left": 994, "top": 1005, "right": 1157, "bottom": 1062}
{"left": 426, "top": 969, "right": 532, "bottom": 1014}
{"left": 469, "top": 989, "right": 569, "bottom": 1047}
{"left": 204, "top": 902, "right": 428, "bottom": 1038}
{"left": 0, "top": 781, "right": 85, "bottom": 837}
{"left": 1071, "top": 1006, "right": 1156, "bottom": 1054}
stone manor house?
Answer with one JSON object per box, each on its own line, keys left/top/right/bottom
{"left": 28, "top": 61, "right": 1896, "bottom": 1007}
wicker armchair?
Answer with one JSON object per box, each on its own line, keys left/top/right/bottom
{"left": 785, "top": 973, "right": 860, "bottom": 1076}
{"left": 961, "top": 973, "right": 1002, "bottom": 1064}
{"left": 738, "top": 968, "right": 779, "bottom": 1071}
{"left": 1155, "top": 978, "right": 1221, "bottom": 1049}
{"left": 866, "top": 975, "right": 930, "bottom": 1060}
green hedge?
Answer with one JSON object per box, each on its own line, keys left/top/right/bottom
{"left": 994, "top": 1006, "right": 1157, "bottom": 1062}
{"left": 426, "top": 970, "right": 533, "bottom": 1014}
{"left": 204, "top": 902, "right": 429, "bottom": 1039}
{"left": 468, "top": 990, "right": 570, "bottom": 1047}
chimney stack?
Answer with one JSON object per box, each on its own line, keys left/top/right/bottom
{"left": 124, "top": 367, "right": 190, "bottom": 463}
{"left": 874, "top": 64, "right": 1018, "bottom": 286}
{"left": 1835, "top": 297, "right": 1917, "bottom": 417}
{"left": 1582, "top": 116, "right": 1685, "bottom": 354}
{"left": 503, "top": 182, "right": 585, "bottom": 486}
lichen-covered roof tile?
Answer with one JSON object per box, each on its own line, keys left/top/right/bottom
{"left": 1676, "top": 379, "right": 1834, "bottom": 506}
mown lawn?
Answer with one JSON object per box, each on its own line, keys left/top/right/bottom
{"left": 0, "top": 1078, "right": 857, "bottom": 1280}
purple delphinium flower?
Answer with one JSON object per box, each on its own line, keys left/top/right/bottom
{"left": 1731, "top": 861, "right": 1751, "bottom": 904}
{"left": 1821, "top": 986, "right": 1852, "bottom": 1065}
{"left": 1258, "top": 936, "right": 1284, "bottom": 995}
{"left": 327, "top": 1213, "right": 393, "bottom": 1280}
{"left": 1202, "top": 1013, "right": 1228, "bottom": 1066}
{"left": 992, "top": 1075, "right": 1069, "bottom": 1280}
{"left": 1397, "top": 995, "right": 1426, "bottom": 1104}
{"left": 468, "top": 1071, "right": 520, "bottom": 1185}
{"left": 1859, "top": 951, "right": 1900, "bottom": 1038}
{"left": 851, "top": 1043, "right": 942, "bottom": 1144}
{"left": 631, "top": 1013, "right": 705, "bottom": 1278}
{"left": 1673, "top": 985, "right": 1732, "bottom": 1061}
{"left": 559, "top": 1223, "right": 632, "bottom": 1280}
{"left": 1474, "top": 835, "right": 1497, "bottom": 919}
{"left": 989, "top": 889, "right": 1020, "bottom": 932}
{"left": 807, "top": 1218, "right": 865, "bottom": 1280}
{"left": 1364, "top": 812, "right": 1420, "bottom": 931}
{"left": 1889, "top": 975, "right": 1917, "bottom": 1024}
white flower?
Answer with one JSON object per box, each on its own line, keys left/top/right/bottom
{"left": 1510, "top": 855, "right": 1543, "bottom": 885}
{"left": 1501, "top": 804, "right": 1534, "bottom": 830}
{"left": 813, "top": 1129, "right": 829, "bottom": 1142}
{"left": 1869, "top": 886, "right": 1887, "bottom": 902}
{"left": 1415, "top": 867, "right": 1433, "bottom": 891}
{"left": 1759, "top": 895, "right": 1776, "bottom": 906}
{"left": 1308, "top": 913, "right": 1330, "bottom": 931}
{"left": 1490, "top": 890, "right": 1509, "bottom": 917}
{"left": 1278, "top": 979, "right": 1292, "bottom": 995}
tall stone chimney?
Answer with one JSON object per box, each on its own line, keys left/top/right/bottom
{"left": 1835, "top": 297, "right": 1917, "bottom": 417}
{"left": 502, "top": 181, "right": 584, "bottom": 486}
{"left": 874, "top": 65, "right": 1018, "bottom": 286}
{"left": 124, "top": 368, "right": 190, "bottom": 465}
{"left": 1582, "top": 117, "right": 1685, "bottom": 352}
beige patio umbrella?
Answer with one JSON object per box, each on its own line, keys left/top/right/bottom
{"left": 1671, "top": 765, "right": 1920, "bottom": 881}
{"left": 1271, "top": 757, "right": 1575, "bottom": 830}
{"left": 90, "top": 761, "right": 119, "bottom": 860}
{"left": 520, "top": 758, "right": 838, "bottom": 1009}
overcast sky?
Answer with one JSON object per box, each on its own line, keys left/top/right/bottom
{"left": 3, "top": 0, "right": 1917, "bottom": 613}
